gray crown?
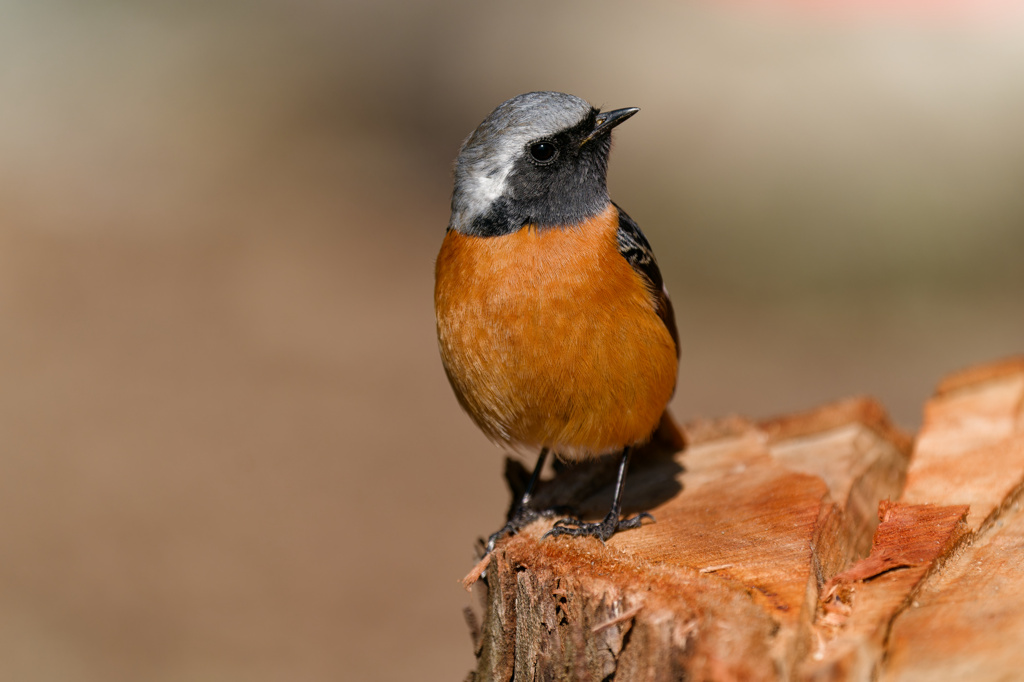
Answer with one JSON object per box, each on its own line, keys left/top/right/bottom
{"left": 450, "top": 92, "right": 593, "bottom": 233}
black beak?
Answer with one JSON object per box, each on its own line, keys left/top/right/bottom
{"left": 581, "top": 107, "right": 640, "bottom": 146}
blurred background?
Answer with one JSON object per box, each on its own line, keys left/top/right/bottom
{"left": 0, "top": 0, "right": 1022, "bottom": 679}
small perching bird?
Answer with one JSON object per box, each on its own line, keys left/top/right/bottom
{"left": 434, "top": 91, "right": 681, "bottom": 554}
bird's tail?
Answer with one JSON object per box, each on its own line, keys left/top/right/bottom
{"left": 639, "top": 409, "right": 686, "bottom": 456}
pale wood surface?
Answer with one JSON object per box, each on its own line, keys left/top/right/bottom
{"left": 882, "top": 358, "right": 1024, "bottom": 682}
{"left": 464, "top": 358, "right": 1024, "bottom": 681}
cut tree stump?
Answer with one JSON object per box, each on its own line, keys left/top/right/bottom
{"left": 462, "top": 357, "right": 1024, "bottom": 681}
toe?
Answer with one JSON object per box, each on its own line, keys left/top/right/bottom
{"left": 617, "top": 512, "right": 655, "bottom": 531}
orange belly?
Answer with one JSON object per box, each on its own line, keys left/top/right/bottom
{"left": 434, "top": 205, "right": 678, "bottom": 461}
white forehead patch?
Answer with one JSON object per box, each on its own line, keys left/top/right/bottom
{"left": 450, "top": 92, "right": 593, "bottom": 232}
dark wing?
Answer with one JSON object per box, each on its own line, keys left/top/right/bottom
{"left": 614, "top": 204, "right": 679, "bottom": 359}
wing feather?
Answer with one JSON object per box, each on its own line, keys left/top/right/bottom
{"left": 614, "top": 204, "right": 679, "bottom": 359}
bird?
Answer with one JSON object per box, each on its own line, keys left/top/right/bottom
{"left": 434, "top": 91, "right": 682, "bottom": 555}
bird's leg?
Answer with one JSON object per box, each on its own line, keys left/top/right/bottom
{"left": 544, "top": 447, "right": 653, "bottom": 543}
{"left": 484, "top": 448, "right": 552, "bottom": 555}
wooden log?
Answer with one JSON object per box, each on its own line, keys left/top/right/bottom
{"left": 881, "top": 358, "right": 1024, "bottom": 682}
{"left": 462, "top": 357, "right": 1024, "bottom": 681}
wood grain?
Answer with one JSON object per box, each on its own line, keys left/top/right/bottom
{"left": 463, "top": 357, "right": 1024, "bottom": 680}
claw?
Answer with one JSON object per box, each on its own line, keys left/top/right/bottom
{"left": 481, "top": 448, "right": 551, "bottom": 558}
{"left": 483, "top": 505, "right": 559, "bottom": 555}
{"left": 543, "top": 511, "right": 655, "bottom": 543}
{"left": 618, "top": 512, "right": 654, "bottom": 530}
{"left": 485, "top": 522, "right": 515, "bottom": 555}
{"left": 542, "top": 525, "right": 575, "bottom": 539}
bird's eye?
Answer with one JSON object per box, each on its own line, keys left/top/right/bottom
{"left": 529, "top": 142, "right": 557, "bottom": 163}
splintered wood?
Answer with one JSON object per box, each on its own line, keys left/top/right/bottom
{"left": 464, "top": 358, "right": 1024, "bottom": 681}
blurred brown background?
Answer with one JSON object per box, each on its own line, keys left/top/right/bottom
{"left": 0, "top": 1, "right": 1022, "bottom": 679}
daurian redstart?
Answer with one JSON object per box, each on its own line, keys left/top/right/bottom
{"left": 435, "top": 92, "right": 681, "bottom": 554}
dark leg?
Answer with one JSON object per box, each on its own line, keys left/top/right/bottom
{"left": 485, "top": 448, "right": 551, "bottom": 555}
{"left": 543, "top": 447, "right": 653, "bottom": 543}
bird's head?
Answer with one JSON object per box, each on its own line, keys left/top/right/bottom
{"left": 449, "top": 91, "right": 638, "bottom": 237}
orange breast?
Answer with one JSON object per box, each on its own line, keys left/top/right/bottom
{"left": 434, "top": 204, "right": 678, "bottom": 460}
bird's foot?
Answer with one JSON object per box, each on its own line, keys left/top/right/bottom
{"left": 543, "top": 510, "right": 654, "bottom": 543}
{"left": 484, "top": 505, "right": 557, "bottom": 555}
